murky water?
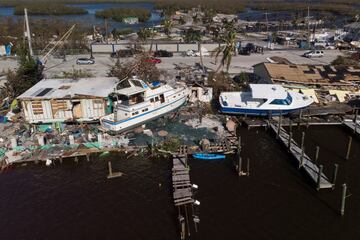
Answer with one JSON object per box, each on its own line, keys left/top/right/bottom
{"left": 0, "top": 125, "right": 359, "bottom": 239}
{"left": 0, "top": 3, "right": 162, "bottom": 30}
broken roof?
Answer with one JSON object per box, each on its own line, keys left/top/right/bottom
{"left": 254, "top": 63, "right": 360, "bottom": 84}
{"left": 18, "top": 77, "right": 118, "bottom": 100}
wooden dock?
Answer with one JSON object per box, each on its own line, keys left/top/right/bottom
{"left": 172, "top": 153, "right": 199, "bottom": 239}
{"left": 269, "top": 123, "right": 333, "bottom": 189}
{"left": 343, "top": 120, "right": 360, "bottom": 136}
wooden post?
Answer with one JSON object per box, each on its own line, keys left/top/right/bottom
{"left": 332, "top": 164, "right": 339, "bottom": 190}
{"left": 60, "top": 156, "right": 63, "bottom": 164}
{"left": 277, "top": 114, "right": 282, "bottom": 139}
{"left": 289, "top": 119, "right": 293, "bottom": 134}
{"left": 300, "top": 132, "right": 305, "bottom": 150}
{"left": 288, "top": 132, "right": 292, "bottom": 151}
{"left": 238, "top": 156, "right": 242, "bottom": 176}
{"left": 315, "top": 146, "right": 320, "bottom": 164}
{"left": 300, "top": 146, "right": 305, "bottom": 168}
{"left": 354, "top": 109, "right": 358, "bottom": 134}
{"left": 246, "top": 158, "right": 250, "bottom": 176}
{"left": 317, "top": 164, "right": 323, "bottom": 191}
{"left": 345, "top": 136, "right": 352, "bottom": 160}
{"left": 108, "top": 161, "right": 113, "bottom": 176}
{"left": 74, "top": 156, "right": 78, "bottom": 164}
{"left": 341, "top": 183, "right": 347, "bottom": 216}
{"left": 86, "top": 153, "right": 90, "bottom": 162}
{"left": 151, "top": 138, "right": 154, "bottom": 156}
{"left": 299, "top": 132, "right": 305, "bottom": 168}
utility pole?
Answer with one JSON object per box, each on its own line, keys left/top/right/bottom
{"left": 24, "top": 8, "right": 33, "bottom": 57}
{"left": 265, "top": 12, "right": 269, "bottom": 34}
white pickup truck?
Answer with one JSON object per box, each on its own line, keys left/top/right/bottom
{"left": 303, "top": 50, "right": 324, "bottom": 58}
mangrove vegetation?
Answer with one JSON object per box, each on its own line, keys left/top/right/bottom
{"left": 13, "top": 4, "right": 88, "bottom": 16}
{"left": 95, "top": 8, "right": 151, "bottom": 22}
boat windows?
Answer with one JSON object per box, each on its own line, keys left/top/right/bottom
{"left": 155, "top": 96, "right": 159, "bottom": 102}
{"left": 129, "top": 93, "right": 144, "bottom": 105}
{"left": 131, "top": 80, "right": 143, "bottom": 88}
{"left": 270, "top": 93, "right": 293, "bottom": 105}
{"left": 116, "top": 80, "right": 131, "bottom": 90}
{"left": 160, "top": 94, "right": 165, "bottom": 103}
{"left": 132, "top": 111, "right": 139, "bottom": 116}
{"left": 142, "top": 108, "right": 148, "bottom": 112}
{"left": 150, "top": 98, "right": 155, "bottom": 103}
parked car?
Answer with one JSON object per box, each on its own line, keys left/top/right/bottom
{"left": 303, "top": 50, "right": 324, "bottom": 58}
{"left": 76, "top": 58, "right": 95, "bottom": 65}
{"left": 154, "top": 50, "right": 173, "bottom": 57}
{"left": 144, "top": 58, "right": 161, "bottom": 64}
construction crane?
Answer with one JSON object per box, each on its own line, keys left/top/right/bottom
{"left": 40, "top": 24, "right": 76, "bottom": 65}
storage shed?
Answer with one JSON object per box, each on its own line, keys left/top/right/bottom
{"left": 18, "top": 77, "right": 118, "bottom": 124}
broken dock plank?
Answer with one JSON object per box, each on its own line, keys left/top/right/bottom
{"left": 270, "top": 123, "right": 332, "bottom": 189}
{"left": 343, "top": 120, "right": 360, "bottom": 136}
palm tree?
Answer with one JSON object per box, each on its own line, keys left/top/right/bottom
{"left": 163, "top": 18, "right": 173, "bottom": 38}
{"left": 212, "top": 30, "right": 237, "bottom": 73}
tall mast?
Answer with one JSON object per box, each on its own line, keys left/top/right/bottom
{"left": 24, "top": 8, "right": 33, "bottom": 56}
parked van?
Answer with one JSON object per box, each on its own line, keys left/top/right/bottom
{"left": 303, "top": 50, "right": 324, "bottom": 58}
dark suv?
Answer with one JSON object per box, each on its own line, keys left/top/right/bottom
{"left": 154, "top": 50, "right": 173, "bottom": 57}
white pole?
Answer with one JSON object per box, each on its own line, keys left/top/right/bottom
{"left": 24, "top": 8, "right": 33, "bottom": 57}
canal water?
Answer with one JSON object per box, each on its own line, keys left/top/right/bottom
{"left": 0, "top": 3, "right": 162, "bottom": 31}
{"left": 0, "top": 125, "right": 359, "bottom": 239}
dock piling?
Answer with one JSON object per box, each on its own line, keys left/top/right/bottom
{"left": 299, "top": 132, "right": 305, "bottom": 168}
{"left": 107, "top": 160, "right": 123, "bottom": 179}
{"left": 317, "top": 165, "right": 323, "bottom": 191}
{"left": 246, "top": 158, "right": 250, "bottom": 176}
{"left": 345, "top": 136, "right": 353, "bottom": 160}
{"left": 315, "top": 146, "right": 320, "bottom": 165}
{"left": 288, "top": 132, "right": 292, "bottom": 151}
{"left": 277, "top": 114, "right": 282, "bottom": 139}
{"left": 341, "top": 183, "right": 347, "bottom": 216}
{"left": 354, "top": 110, "right": 358, "bottom": 134}
{"left": 332, "top": 164, "right": 339, "bottom": 189}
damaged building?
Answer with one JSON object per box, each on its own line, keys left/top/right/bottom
{"left": 18, "top": 77, "right": 118, "bottom": 124}
{"left": 253, "top": 62, "right": 360, "bottom": 86}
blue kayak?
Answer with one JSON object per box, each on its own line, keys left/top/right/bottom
{"left": 192, "top": 153, "right": 226, "bottom": 160}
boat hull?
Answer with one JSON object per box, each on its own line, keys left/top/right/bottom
{"left": 220, "top": 106, "right": 307, "bottom": 116}
{"left": 100, "top": 95, "right": 187, "bottom": 132}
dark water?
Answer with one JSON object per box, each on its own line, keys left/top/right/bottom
{"left": 0, "top": 125, "right": 360, "bottom": 239}
{"left": 0, "top": 3, "right": 162, "bottom": 30}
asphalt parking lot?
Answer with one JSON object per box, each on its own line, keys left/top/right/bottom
{"left": 0, "top": 49, "right": 343, "bottom": 78}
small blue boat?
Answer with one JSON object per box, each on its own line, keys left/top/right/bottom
{"left": 192, "top": 153, "right": 226, "bottom": 160}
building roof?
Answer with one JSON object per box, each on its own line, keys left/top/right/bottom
{"left": 250, "top": 84, "right": 287, "bottom": 99}
{"left": 254, "top": 63, "right": 360, "bottom": 84}
{"left": 18, "top": 77, "right": 118, "bottom": 100}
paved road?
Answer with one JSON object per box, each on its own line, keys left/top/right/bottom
{"left": 0, "top": 49, "right": 343, "bottom": 78}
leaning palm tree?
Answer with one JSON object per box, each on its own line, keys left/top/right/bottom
{"left": 212, "top": 30, "right": 237, "bottom": 73}
{"left": 163, "top": 18, "right": 173, "bottom": 38}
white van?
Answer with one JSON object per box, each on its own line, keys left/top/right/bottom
{"left": 303, "top": 50, "right": 324, "bottom": 58}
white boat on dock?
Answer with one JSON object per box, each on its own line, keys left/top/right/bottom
{"left": 100, "top": 77, "right": 189, "bottom": 132}
{"left": 219, "top": 84, "right": 313, "bottom": 116}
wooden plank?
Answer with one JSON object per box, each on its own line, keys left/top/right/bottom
{"left": 270, "top": 123, "right": 332, "bottom": 189}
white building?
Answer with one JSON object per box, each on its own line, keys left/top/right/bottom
{"left": 18, "top": 77, "right": 118, "bottom": 124}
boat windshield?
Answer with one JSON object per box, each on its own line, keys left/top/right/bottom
{"left": 270, "top": 93, "right": 293, "bottom": 105}
{"left": 117, "top": 92, "right": 144, "bottom": 106}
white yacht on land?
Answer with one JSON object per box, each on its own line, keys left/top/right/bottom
{"left": 100, "top": 77, "right": 189, "bottom": 132}
{"left": 219, "top": 84, "right": 313, "bottom": 116}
